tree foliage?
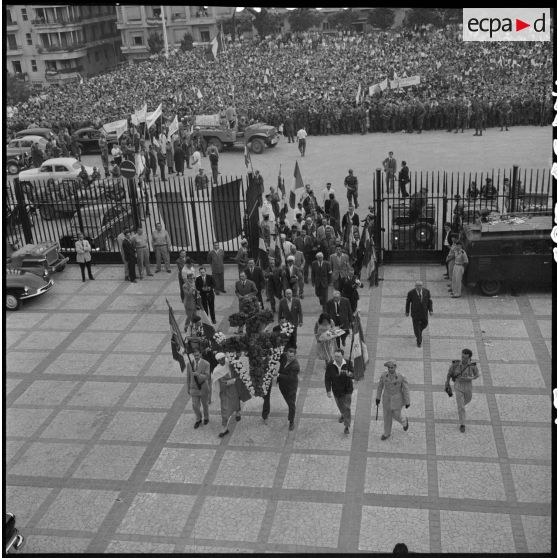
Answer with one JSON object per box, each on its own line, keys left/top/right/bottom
{"left": 245, "top": 8, "right": 283, "bottom": 37}
{"left": 6, "top": 74, "right": 32, "bottom": 105}
{"left": 367, "top": 8, "right": 395, "bottom": 29}
{"left": 180, "top": 32, "right": 194, "bottom": 52}
{"left": 147, "top": 32, "right": 164, "bottom": 54}
{"left": 327, "top": 9, "right": 358, "bottom": 31}
{"left": 403, "top": 8, "right": 443, "bottom": 27}
{"left": 288, "top": 8, "right": 322, "bottom": 33}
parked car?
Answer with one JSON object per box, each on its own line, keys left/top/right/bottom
{"left": 6, "top": 241, "right": 68, "bottom": 280}
{"left": 6, "top": 268, "right": 54, "bottom": 311}
{"left": 6, "top": 135, "right": 48, "bottom": 174}
{"left": 14, "top": 127, "right": 55, "bottom": 140}
{"left": 73, "top": 127, "right": 117, "bottom": 154}
{"left": 18, "top": 157, "right": 94, "bottom": 188}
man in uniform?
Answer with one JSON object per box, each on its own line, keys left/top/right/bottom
{"left": 344, "top": 168, "right": 359, "bottom": 209}
{"left": 444, "top": 349, "right": 480, "bottom": 432}
{"left": 375, "top": 360, "right": 410, "bottom": 440}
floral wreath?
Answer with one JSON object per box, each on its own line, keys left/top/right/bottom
{"left": 280, "top": 321, "right": 295, "bottom": 337}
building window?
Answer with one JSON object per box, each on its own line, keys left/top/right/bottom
{"left": 21, "top": 7, "right": 27, "bottom": 21}
{"left": 7, "top": 34, "right": 17, "bottom": 50}
{"left": 200, "top": 29, "right": 210, "bottom": 42}
{"left": 45, "top": 60, "right": 57, "bottom": 71}
{"left": 31, "top": 60, "right": 38, "bottom": 72}
{"left": 126, "top": 6, "right": 141, "bottom": 21}
{"left": 152, "top": 6, "right": 161, "bottom": 18}
{"left": 12, "top": 60, "right": 22, "bottom": 74}
{"left": 26, "top": 33, "right": 32, "bottom": 45}
{"left": 133, "top": 35, "right": 143, "bottom": 45}
{"left": 6, "top": 9, "right": 14, "bottom": 24}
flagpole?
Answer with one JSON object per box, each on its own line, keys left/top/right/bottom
{"left": 161, "top": 5, "right": 169, "bottom": 59}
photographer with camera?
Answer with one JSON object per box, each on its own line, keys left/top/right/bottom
{"left": 445, "top": 349, "right": 480, "bottom": 433}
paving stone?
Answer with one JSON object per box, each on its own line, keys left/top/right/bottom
{"left": 282, "top": 453, "right": 349, "bottom": 492}
{"left": 382, "top": 266, "right": 420, "bottom": 281}
{"left": 14, "top": 380, "right": 78, "bottom": 405}
{"left": 268, "top": 500, "right": 342, "bottom": 548}
{"left": 117, "top": 492, "right": 196, "bottom": 536}
{"left": 501, "top": 426, "right": 551, "bottom": 460}
{"left": 424, "top": 317, "right": 475, "bottom": 338}
{"left": 214, "top": 450, "right": 281, "bottom": 488}
{"left": 179, "top": 544, "right": 253, "bottom": 553}
{"left": 6, "top": 330, "right": 28, "bottom": 349}
{"left": 437, "top": 460, "right": 506, "bottom": 500}
{"left": 40, "top": 409, "right": 108, "bottom": 440}
{"left": 483, "top": 339, "right": 536, "bottom": 362}
{"left": 68, "top": 381, "right": 130, "bottom": 407}
{"left": 489, "top": 363, "right": 545, "bottom": 387}
{"left": 66, "top": 331, "right": 117, "bottom": 352}
{"left": 440, "top": 511, "right": 515, "bottom": 553}
{"left": 87, "top": 313, "right": 137, "bottom": 331}
{"left": 5, "top": 486, "right": 53, "bottom": 527}
{"left": 147, "top": 447, "right": 216, "bottom": 484}
{"left": 6, "top": 351, "right": 50, "bottom": 373}
{"left": 6, "top": 378, "right": 22, "bottom": 394}
{"left": 359, "top": 506, "right": 430, "bottom": 552}
{"left": 364, "top": 457, "right": 428, "bottom": 496}
{"left": 193, "top": 496, "right": 267, "bottom": 542}
{"left": 423, "top": 296, "right": 470, "bottom": 315}
{"left": 73, "top": 445, "right": 146, "bottom": 480}
{"left": 39, "top": 312, "right": 89, "bottom": 330}
{"left": 107, "top": 295, "right": 155, "bottom": 312}
{"left": 375, "top": 337, "right": 429, "bottom": 359}
{"left": 94, "top": 353, "right": 151, "bottom": 376}
{"left": 64, "top": 294, "right": 110, "bottom": 310}
{"left": 430, "top": 338, "right": 480, "bottom": 361}
{"left": 227, "top": 416, "right": 290, "bottom": 449}
{"left": 38, "top": 488, "right": 119, "bottom": 531}
{"left": 479, "top": 319, "right": 528, "bottom": 338}
{"left": 433, "top": 391, "right": 490, "bottom": 421}
{"left": 105, "top": 540, "right": 176, "bottom": 553}
{"left": 368, "top": 419, "right": 427, "bottom": 454}
{"left": 131, "top": 315, "right": 173, "bottom": 332}
{"left": 13, "top": 442, "right": 84, "bottom": 477}
{"left": 536, "top": 319, "right": 551, "bottom": 339}
{"left": 44, "top": 352, "right": 103, "bottom": 375}
{"left": 5, "top": 440, "right": 25, "bottom": 463}
{"left": 294, "top": 418, "right": 354, "bottom": 451}
{"left": 495, "top": 394, "right": 550, "bottom": 423}
{"left": 527, "top": 297, "right": 551, "bottom": 316}
{"left": 23, "top": 535, "right": 92, "bottom": 553}
{"left": 434, "top": 424, "right": 498, "bottom": 458}
{"left": 473, "top": 297, "right": 520, "bottom": 315}
{"left": 510, "top": 464, "right": 552, "bottom": 503}
{"left": 123, "top": 382, "right": 182, "bottom": 408}
{"left": 302, "top": 387, "right": 340, "bottom": 415}
{"left": 14, "top": 330, "right": 71, "bottom": 351}
{"left": 6, "top": 312, "right": 48, "bottom": 329}
{"left": 25, "top": 293, "right": 69, "bottom": 310}
{"left": 101, "top": 411, "right": 166, "bottom": 442}
{"left": 115, "top": 332, "right": 167, "bottom": 352}
{"left": 6, "top": 407, "right": 54, "bottom": 438}
{"left": 521, "top": 515, "right": 552, "bottom": 553}
{"left": 145, "top": 354, "right": 184, "bottom": 377}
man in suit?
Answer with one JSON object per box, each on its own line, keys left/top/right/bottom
{"left": 195, "top": 266, "right": 216, "bottom": 324}
{"left": 329, "top": 244, "right": 353, "bottom": 290}
{"left": 301, "top": 229, "right": 316, "bottom": 284}
{"left": 375, "top": 360, "right": 410, "bottom": 440}
{"left": 282, "top": 255, "right": 301, "bottom": 297}
{"left": 121, "top": 229, "right": 137, "bottom": 283}
{"left": 327, "top": 193, "right": 341, "bottom": 235}
{"left": 245, "top": 258, "right": 266, "bottom": 308}
{"left": 289, "top": 245, "right": 305, "bottom": 299}
{"left": 405, "top": 280, "right": 433, "bottom": 347}
{"left": 207, "top": 242, "right": 225, "bottom": 294}
{"left": 326, "top": 290, "right": 353, "bottom": 348}
{"left": 235, "top": 271, "right": 258, "bottom": 333}
{"left": 278, "top": 289, "right": 303, "bottom": 349}
{"left": 382, "top": 151, "right": 397, "bottom": 192}
{"left": 186, "top": 348, "right": 211, "bottom": 428}
{"left": 341, "top": 205, "right": 360, "bottom": 230}
{"left": 311, "top": 252, "right": 332, "bottom": 310}
{"left": 325, "top": 348, "right": 354, "bottom": 434}
{"left": 277, "top": 347, "right": 300, "bottom": 430}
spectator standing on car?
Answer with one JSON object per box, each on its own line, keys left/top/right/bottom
{"left": 132, "top": 227, "right": 153, "bottom": 279}
{"left": 398, "top": 161, "right": 410, "bottom": 198}
{"left": 382, "top": 151, "right": 397, "bottom": 192}
{"left": 75, "top": 231, "right": 95, "bottom": 282}
{"left": 207, "top": 144, "right": 219, "bottom": 183}
{"left": 152, "top": 222, "right": 172, "bottom": 273}
{"left": 122, "top": 229, "right": 137, "bottom": 283}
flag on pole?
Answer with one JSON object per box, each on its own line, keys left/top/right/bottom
{"left": 167, "top": 298, "right": 186, "bottom": 372}
{"left": 197, "top": 88, "right": 203, "bottom": 100}
{"left": 168, "top": 114, "right": 179, "bottom": 138}
{"left": 263, "top": 74, "right": 269, "bottom": 84}
{"left": 244, "top": 145, "right": 252, "bottom": 169}
{"left": 198, "top": 307, "right": 216, "bottom": 340}
{"left": 294, "top": 161, "right": 304, "bottom": 190}
{"left": 355, "top": 83, "right": 362, "bottom": 105}
{"left": 146, "top": 103, "right": 162, "bottom": 129}
{"left": 137, "top": 103, "right": 147, "bottom": 123}
{"left": 278, "top": 165, "right": 285, "bottom": 198}
{"left": 210, "top": 29, "right": 225, "bottom": 60}
{"left": 131, "top": 112, "right": 139, "bottom": 126}
{"left": 351, "top": 312, "right": 369, "bottom": 381}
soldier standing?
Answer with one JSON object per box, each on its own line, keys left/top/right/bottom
{"left": 444, "top": 349, "right": 480, "bottom": 433}
{"left": 375, "top": 360, "right": 410, "bottom": 440}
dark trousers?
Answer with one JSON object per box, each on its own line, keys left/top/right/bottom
{"left": 315, "top": 285, "right": 328, "bottom": 307}
{"left": 298, "top": 138, "right": 306, "bottom": 156}
{"left": 262, "top": 383, "right": 272, "bottom": 419}
{"left": 278, "top": 380, "right": 298, "bottom": 423}
{"left": 334, "top": 393, "right": 352, "bottom": 427}
{"left": 201, "top": 293, "right": 216, "bottom": 322}
{"left": 412, "top": 317, "right": 428, "bottom": 344}
{"left": 127, "top": 258, "right": 137, "bottom": 282}
{"left": 335, "top": 329, "right": 349, "bottom": 349}
{"left": 255, "top": 289, "right": 264, "bottom": 309}
{"left": 78, "top": 261, "right": 93, "bottom": 280}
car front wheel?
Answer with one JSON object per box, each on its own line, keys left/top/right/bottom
{"left": 250, "top": 138, "right": 265, "bottom": 154}
{"left": 6, "top": 294, "right": 21, "bottom": 311}
{"left": 7, "top": 162, "right": 20, "bottom": 175}
{"left": 479, "top": 279, "right": 502, "bottom": 296}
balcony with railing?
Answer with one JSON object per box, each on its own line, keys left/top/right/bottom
{"left": 37, "top": 42, "right": 87, "bottom": 54}
{"left": 45, "top": 65, "right": 83, "bottom": 80}
{"left": 32, "top": 16, "right": 85, "bottom": 27}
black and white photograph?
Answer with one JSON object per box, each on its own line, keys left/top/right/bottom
{"left": 4, "top": 5, "right": 556, "bottom": 554}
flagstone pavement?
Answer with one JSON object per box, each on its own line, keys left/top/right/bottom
{"left": 5, "top": 263, "right": 553, "bottom": 553}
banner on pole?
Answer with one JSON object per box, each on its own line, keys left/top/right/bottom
{"left": 146, "top": 103, "right": 162, "bottom": 129}
{"left": 103, "top": 119, "right": 128, "bottom": 139}
{"left": 389, "top": 75, "right": 420, "bottom": 89}
{"left": 168, "top": 114, "right": 179, "bottom": 138}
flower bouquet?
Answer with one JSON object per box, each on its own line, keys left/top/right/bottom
{"left": 280, "top": 321, "right": 295, "bottom": 337}
{"left": 213, "top": 331, "right": 226, "bottom": 345}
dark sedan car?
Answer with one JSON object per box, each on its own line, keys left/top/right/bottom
{"left": 14, "top": 127, "right": 55, "bottom": 140}
{"left": 73, "top": 127, "right": 118, "bottom": 154}
{"left": 6, "top": 268, "right": 54, "bottom": 310}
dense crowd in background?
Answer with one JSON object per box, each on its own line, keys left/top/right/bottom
{"left": 6, "top": 24, "right": 553, "bottom": 137}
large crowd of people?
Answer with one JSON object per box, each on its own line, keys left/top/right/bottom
{"left": 7, "top": 25, "right": 553, "bottom": 137}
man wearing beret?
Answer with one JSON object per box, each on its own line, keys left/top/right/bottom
{"left": 375, "top": 360, "right": 410, "bottom": 440}
{"left": 405, "top": 280, "right": 433, "bottom": 347}
{"left": 444, "top": 348, "right": 480, "bottom": 433}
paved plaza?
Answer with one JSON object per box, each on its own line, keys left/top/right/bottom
{"left": 4, "top": 262, "right": 553, "bottom": 553}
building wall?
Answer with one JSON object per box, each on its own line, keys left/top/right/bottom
{"left": 5, "top": 4, "right": 121, "bottom": 88}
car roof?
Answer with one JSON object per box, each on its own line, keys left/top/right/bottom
{"left": 16, "top": 127, "right": 53, "bottom": 135}
{"left": 11, "top": 135, "right": 48, "bottom": 143}
{"left": 41, "top": 157, "right": 82, "bottom": 166}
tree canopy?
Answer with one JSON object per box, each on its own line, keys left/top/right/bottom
{"left": 288, "top": 8, "right": 322, "bottom": 33}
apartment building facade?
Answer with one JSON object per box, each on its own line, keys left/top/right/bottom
{"left": 117, "top": 5, "right": 234, "bottom": 62}
{"left": 5, "top": 4, "right": 121, "bottom": 88}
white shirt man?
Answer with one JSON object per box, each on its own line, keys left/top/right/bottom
{"left": 297, "top": 128, "right": 307, "bottom": 141}
{"left": 321, "top": 183, "right": 336, "bottom": 204}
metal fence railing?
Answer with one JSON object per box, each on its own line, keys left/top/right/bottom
{"left": 6, "top": 174, "right": 248, "bottom": 262}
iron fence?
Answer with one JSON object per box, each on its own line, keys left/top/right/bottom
{"left": 373, "top": 166, "right": 553, "bottom": 261}
{"left": 6, "top": 174, "right": 248, "bottom": 263}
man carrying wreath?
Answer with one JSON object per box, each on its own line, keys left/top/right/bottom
{"left": 211, "top": 353, "right": 242, "bottom": 438}
{"left": 278, "top": 289, "right": 303, "bottom": 349}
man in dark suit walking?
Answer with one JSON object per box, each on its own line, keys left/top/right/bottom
{"left": 277, "top": 347, "right": 300, "bottom": 430}
{"left": 245, "top": 258, "right": 266, "bottom": 308}
{"left": 326, "top": 290, "right": 353, "bottom": 348}
{"left": 195, "top": 266, "right": 216, "bottom": 324}
{"left": 122, "top": 229, "right": 137, "bottom": 283}
{"left": 405, "top": 280, "right": 433, "bottom": 347}
{"left": 278, "top": 289, "right": 303, "bottom": 349}
{"left": 311, "top": 252, "right": 332, "bottom": 310}
{"left": 235, "top": 271, "right": 258, "bottom": 333}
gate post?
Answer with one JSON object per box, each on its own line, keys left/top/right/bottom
{"left": 374, "top": 168, "right": 383, "bottom": 265}
{"left": 510, "top": 165, "right": 519, "bottom": 213}
{"left": 13, "top": 178, "right": 34, "bottom": 245}
{"left": 128, "top": 178, "right": 140, "bottom": 229}
{"left": 188, "top": 176, "right": 201, "bottom": 253}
